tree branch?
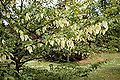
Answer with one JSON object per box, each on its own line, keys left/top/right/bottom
{"left": 33, "top": 17, "right": 58, "bottom": 32}
{"left": 20, "top": 57, "right": 43, "bottom": 65}
{"left": 21, "top": 0, "right": 23, "bottom": 13}
{"left": 0, "top": 0, "right": 7, "bottom": 10}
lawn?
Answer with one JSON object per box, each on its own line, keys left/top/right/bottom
{"left": 81, "top": 52, "right": 120, "bottom": 80}
{"left": 24, "top": 52, "right": 120, "bottom": 80}
{"left": 1, "top": 52, "right": 120, "bottom": 80}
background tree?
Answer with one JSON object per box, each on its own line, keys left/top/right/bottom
{"left": 95, "top": 0, "right": 120, "bottom": 52}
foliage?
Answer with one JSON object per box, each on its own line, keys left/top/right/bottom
{"left": 91, "top": 0, "right": 120, "bottom": 52}
{"left": 1, "top": 0, "right": 119, "bottom": 77}
{"left": 0, "top": 61, "right": 107, "bottom": 80}
{"left": 1, "top": 0, "right": 120, "bottom": 80}
{"left": 95, "top": 30, "right": 120, "bottom": 52}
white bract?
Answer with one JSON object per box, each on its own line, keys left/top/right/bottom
{"left": 50, "top": 40, "right": 54, "bottom": 46}
{"left": 27, "top": 46, "right": 33, "bottom": 53}
{"left": 61, "top": 38, "right": 66, "bottom": 49}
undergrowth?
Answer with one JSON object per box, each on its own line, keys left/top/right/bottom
{"left": 0, "top": 60, "right": 108, "bottom": 80}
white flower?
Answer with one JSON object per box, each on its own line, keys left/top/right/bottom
{"left": 61, "top": 38, "right": 65, "bottom": 49}
{"left": 50, "top": 40, "right": 54, "bottom": 46}
{"left": 27, "top": 46, "right": 33, "bottom": 53}
{"left": 20, "top": 35, "right": 24, "bottom": 41}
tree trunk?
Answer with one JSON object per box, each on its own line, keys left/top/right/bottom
{"left": 15, "top": 61, "right": 21, "bottom": 78}
{"left": 15, "top": 61, "right": 20, "bottom": 73}
{"left": 67, "top": 54, "right": 69, "bottom": 62}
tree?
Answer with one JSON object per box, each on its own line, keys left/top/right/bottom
{"left": 0, "top": 0, "right": 109, "bottom": 74}
{"left": 94, "top": 0, "right": 120, "bottom": 52}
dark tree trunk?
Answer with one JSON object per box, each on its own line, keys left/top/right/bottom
{"left": 14, "top": 60, "right": 21, "bottom": 78}
{"left": 10, "top": 55, "right": 23, "bottom": 73}
{"left": 15, "top": 61, "right": 20, "bottom": 73}
{"left": 67, "top": 54, "right": 69, "bottom": 62}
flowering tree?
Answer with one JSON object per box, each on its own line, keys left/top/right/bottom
{"left": 0, "top": 0, "right": 108, "bottom": 72}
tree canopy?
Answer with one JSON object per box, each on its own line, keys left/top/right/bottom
{"left": 0, "top": 0, "right": 119, "bottom": 72}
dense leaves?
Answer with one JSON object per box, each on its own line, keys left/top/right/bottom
{"left": 0, "top": 0, "right": 119, "bottom": 79}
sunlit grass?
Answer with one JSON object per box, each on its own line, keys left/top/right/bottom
{"left": 85, "top": 52, "right": 120, "bottom": 80}
{"left": 24, "top": 60, "right": 60, "bottom": 70}
{"left": 24, "top": 52, "right": 120, "bottom": 80}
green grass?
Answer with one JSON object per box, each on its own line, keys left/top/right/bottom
{"left": 24, "top": 61, "right": 59, "bottom": 70}
{"left": 83, "top": 52, "right": 120, "bottom": 80}
{"left": 1, "top": 52, "right": 120, "bottom": 80}
{"left": 24, "top": 52, "right": 120, "bottom": 80}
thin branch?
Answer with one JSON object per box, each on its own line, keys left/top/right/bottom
{"left": 33, "top": 17, "right": 58, "bottom": 32}
{"left": 20, "top": 57, "right": 43, "bottom": 65}
{"left": 0, "top": 0, "right": 7, "bottom": 10}
{"left": 6, "top": 0, "right": 11, "bottom": 5}
{"left": 21, "top": 0, "right": 23, "bottom": 13}
{"left": 0, "top": 0, "right": 11, "bottom": 12}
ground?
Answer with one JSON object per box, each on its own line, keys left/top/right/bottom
{"left": 80, "top": 52, "right": 120, "bottom": 80}
{"left": 25, "top": 52, "right": 120, "bottom": 80}
{"left": 1, "top": 52, "right": 120, "bottom": 80}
